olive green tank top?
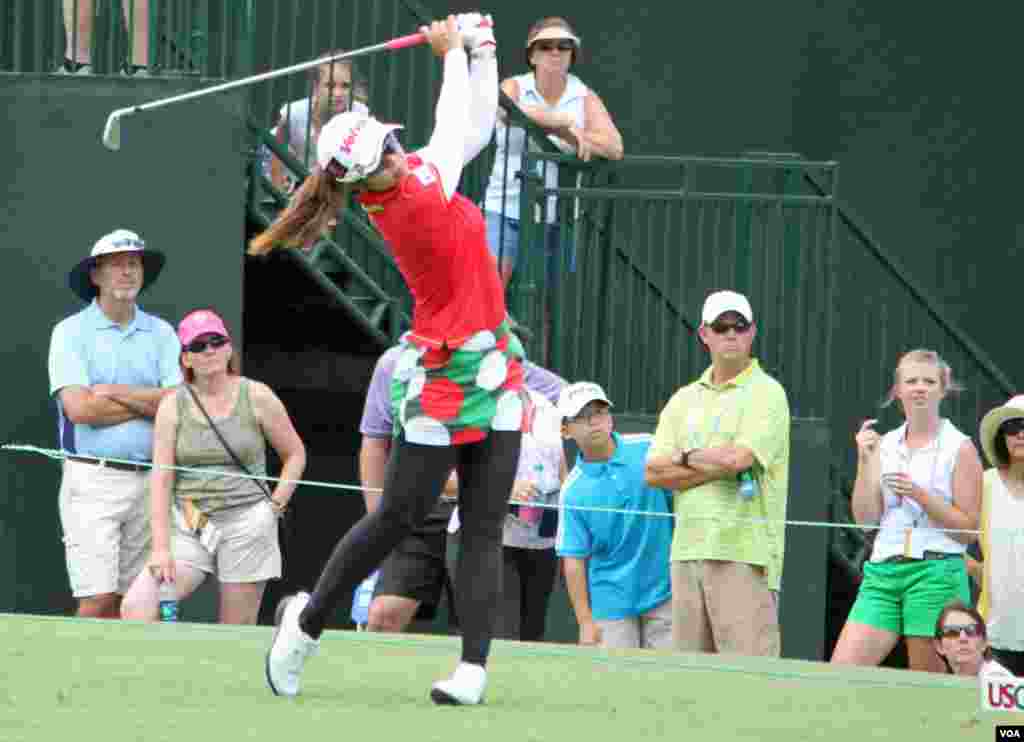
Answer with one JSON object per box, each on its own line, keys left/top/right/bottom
{"left": 173, "top": 379, "right": 268, "bottom": 514}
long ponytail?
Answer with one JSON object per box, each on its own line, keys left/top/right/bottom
{"left": 248, "top": 169, "right": 350, "bottom": 255}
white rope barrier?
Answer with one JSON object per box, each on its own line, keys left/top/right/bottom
{"left": 3, "top": 442, "right": 999, "bottom": 536}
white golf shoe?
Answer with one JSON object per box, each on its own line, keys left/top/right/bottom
{"left": 265, "top": 592, "right": 319, "bottom": 697}
{"left": 430, "top": 662, "right": 487, "bottom": 706}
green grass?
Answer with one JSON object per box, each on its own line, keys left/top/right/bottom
{"left": 0, "top": 613, "right": 1016, "bottom": 741}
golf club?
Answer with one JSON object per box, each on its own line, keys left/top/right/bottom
{"left": 102, "top": 32, "right": 427, "bottom": 151}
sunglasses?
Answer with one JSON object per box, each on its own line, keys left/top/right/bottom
{"left": 1001, "top": 418, "right": 1024, "bottom": 437}
{"left": 184, "top": 336, "right": 230, "bottom": 354}
{"left": 534, "top": 40, "right": 575, "bottom": 52}
{"left": 939, "top": 623, "right": 983, "bottom": 639}
{"left": 709, "top": 318, "right": 751, "bottom": 335}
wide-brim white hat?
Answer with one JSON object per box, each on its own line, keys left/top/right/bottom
{"left": 68, "top": 229, "right": 165, "bottom": 303}
{"left": 317, "top": 111, "right": 403, "bottom": 184}
{"left": 980, "top": 395, "right": 1024, "bottom": 467}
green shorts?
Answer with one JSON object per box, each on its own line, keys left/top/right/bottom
{"left": 847, "top": 557, "right": 970, "bottom": 637}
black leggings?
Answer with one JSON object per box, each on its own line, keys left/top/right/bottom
{"left": 300, "top": 431, "right": 521, "bottom": 666}
{"left": 498, "top": 546, "right": 558, "bottom": 642}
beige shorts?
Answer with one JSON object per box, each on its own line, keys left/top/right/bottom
{"left": 58, "top": 459, "right": 150, "bottom": 598}
{"left": 671, "top": 560, "right": 780, "bottom": 657}
{"left": 597, "top": 598, "right": 673, "bottom": 650}
{"left": 172, "top": 499, "right": 281, "bottom": 583}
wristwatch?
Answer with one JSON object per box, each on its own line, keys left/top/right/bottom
{"left": 674, "top": 449, "right": 692, "bottom": 468}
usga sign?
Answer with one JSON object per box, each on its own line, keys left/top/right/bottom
{"left": 982, "top": 675, "right": 1024, "bottom": 712}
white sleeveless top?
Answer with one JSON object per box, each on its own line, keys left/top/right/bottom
{"left": 871, "top": 419, "right": 969, "bottom": 561}
{"left": 982, "top": 470, "right": 1024, "bottom": 650}
{"left": 482, "top": 72, "right": 588, "bottom": 223}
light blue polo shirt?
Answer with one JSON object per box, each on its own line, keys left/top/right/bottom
{"left": 48, "top": 300, "right": 182, "bottom": 462}
{"left": 556, "top": 432, "right": 673, "bottom": 621}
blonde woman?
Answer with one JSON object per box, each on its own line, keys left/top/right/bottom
{"left": 976, "top": 395, "right": 1024, "bottom": 676}
{"left": 831, "top": 349, "right": 982, "bottom": 672}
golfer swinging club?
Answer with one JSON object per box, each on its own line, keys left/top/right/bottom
{"left": 254, "top": 13, "right": 521, "bottom": 706}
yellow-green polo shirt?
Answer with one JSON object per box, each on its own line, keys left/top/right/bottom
{"left": 650, "top": 359, "right": 790, "bottom": 589}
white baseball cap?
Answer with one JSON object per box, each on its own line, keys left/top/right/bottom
{"left": 701, "top": 290, "right": 753, "bottom": 325}
{"left": 67, "top": 229, "right": 165, "bottom": 303}
{"left": 316, "top": 111, "right": 403, "bottom": 184}
{"left": 557, "top": 381, "right": 613, "bottom": 420}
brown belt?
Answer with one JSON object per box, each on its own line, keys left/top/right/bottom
{"left": 67, "top": 455, "right": 149, "bottom": 473}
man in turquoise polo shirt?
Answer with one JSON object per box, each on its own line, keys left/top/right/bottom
{"left": 48, "top": 229, "right": 182, "bottom": 619}
{"left": 556, "top": 382, "right": 673, "bottom": 649}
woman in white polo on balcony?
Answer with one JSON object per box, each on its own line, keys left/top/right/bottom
{"left": 482, "top": 15, "right": 624, "bottom": 288}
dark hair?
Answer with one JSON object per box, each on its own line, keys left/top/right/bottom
{"left": 525, "top": 17, "right": 580, "bottom": 69}
{"left": 178, "top": 307, "right": 241, "bottom": 383}
{"left": 993, "top": 418, "right": 1024, "bottom": 467}
{"left": 308, "top": 52, "right": 352, "bottom": 87}
{"left": 933, "top": 600, "right": 990, "bottom": 671}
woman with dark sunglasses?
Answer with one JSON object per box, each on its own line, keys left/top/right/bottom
{"left": 975, "top": 396, "right": 1024, "bottom": 676}
{"left": 482, "top": 16, "right": 623, "bottom": 289}
{"left": 121, "top": 308, "right": 306, "bottom": 624}
{"left": 254, "top": 15, "right": 527, "bottom": 706}
{"left": 933, "top": 601, "right": 1009, "bottom": 676}
{"left": 831, "top": 349, "right": 982, "bottom": 673}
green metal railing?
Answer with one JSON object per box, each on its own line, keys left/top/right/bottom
{"left": 1, "top": 0, "right": 253, "bottom": 76}
{"left": 510, "top": 149, "right": 1014, "bottom": 573}
{"left": 517, "top": 151, "right": 839, "bottom": 412}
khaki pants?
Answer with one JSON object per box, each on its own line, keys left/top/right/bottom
{"left": 172, "top": 499, "right": 281, "bottom": 583}
{"left": 671, "top": 560, "right": 780, "bottom": 656}
{"left": 58, "top": 460, "right": 150, "bottom": 597}
{"left": 597, "top": 599, "right": 673, "bottom": 650}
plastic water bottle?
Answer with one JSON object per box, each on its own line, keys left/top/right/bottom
{"left": 738, "top": 469, "right": 759, "bottom": 500}
{"left": 158, "top": 580, "right": 178, "bottom": 622}
{"left": 351, "top": 569, "right": 380, "bottom": 628}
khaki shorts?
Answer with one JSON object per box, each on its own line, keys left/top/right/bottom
{"left": 58, "top": 460, "right": 150, "bottom": 598}
{"left": 671, "top": 560, "right": 780, "bottom": 657}
{"left": 172, "top": 499, "right": 281, "bottom": 583}
{"left": 597, "top": 599, "right": 673, "bottom": 650}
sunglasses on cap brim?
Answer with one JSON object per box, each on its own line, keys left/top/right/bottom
{"left": 325, "top": 132, "right": 403, "bottom": 183}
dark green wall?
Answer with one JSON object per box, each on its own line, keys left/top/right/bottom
{"left": 424, "top": 0, "right": 1019, "bottom": 383}
{"left": 0, "top": 73, "right": 248, "bottom": 613}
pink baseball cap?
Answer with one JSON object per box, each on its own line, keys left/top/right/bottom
{"left": 178, "top": 309, "right": 230, "bottom": 347}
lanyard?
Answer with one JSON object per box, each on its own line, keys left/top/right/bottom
{"left": 888, "top": 421, "right": 945, "bottom": 555}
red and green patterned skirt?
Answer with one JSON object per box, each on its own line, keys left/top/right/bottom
{"left": 390, "top": 320, "right": 526, "bottom": 446}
